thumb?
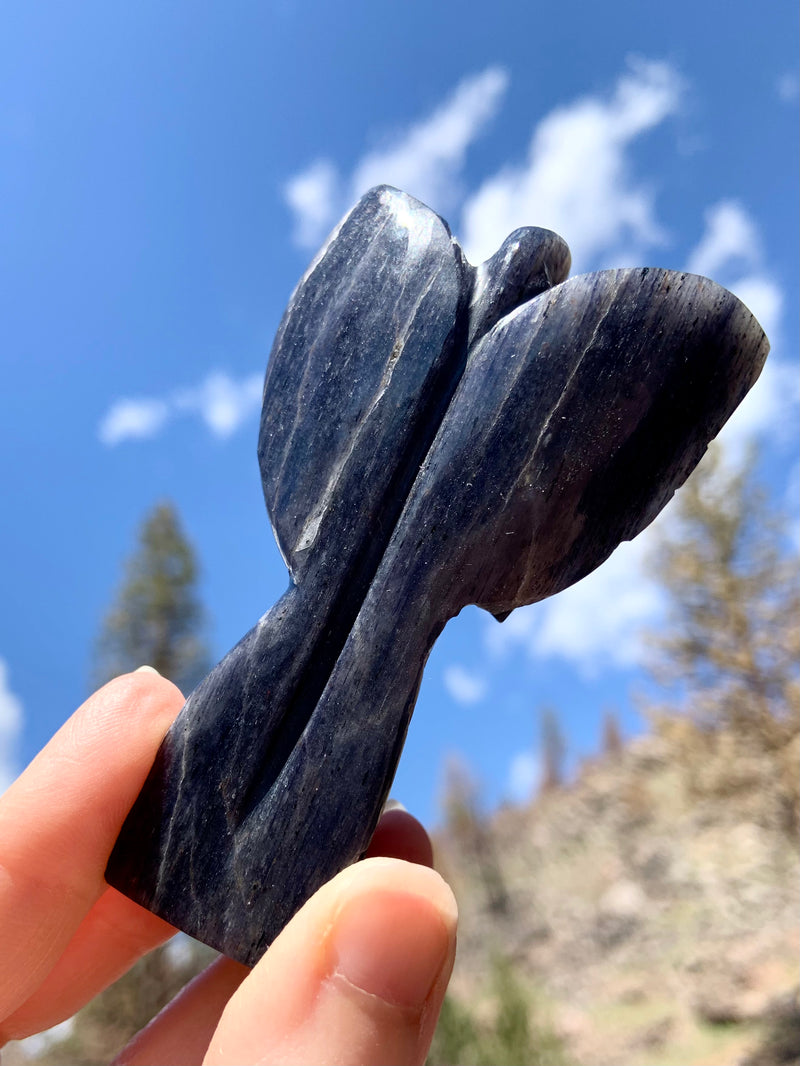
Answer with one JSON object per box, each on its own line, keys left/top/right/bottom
{"left": 203, "top": 858, "right": 457, "bottom": 1066}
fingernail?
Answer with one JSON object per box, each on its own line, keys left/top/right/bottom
{"left": 134, "top": 665, "right": 161, "bottom": 676}
{"left": 382, "top": 797, "right": 407, "bottom": 813}
{"left": 330, "top": 889, "right": 452, "bottom": 1010}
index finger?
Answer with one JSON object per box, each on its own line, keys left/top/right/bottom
{"left": 0, "top": 671, "right": 184, "bottom": 1023}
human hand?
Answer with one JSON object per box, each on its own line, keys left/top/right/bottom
{"left": 0, "top": 670, "right": 457, "bottom": 1065}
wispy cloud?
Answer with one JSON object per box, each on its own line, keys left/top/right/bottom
{"left": 443, "top": 664, "right": 488, "bottom": 705}
{"left": 98, "top": 371, "right": 262, "bottom": 445}
{"left": 0, "top": 658, "right": 23, "bottom": 793}
{"left": 507, "top": 750, "right": 542, "bottom": 803}
{"left": 98, "top": 398, "right": 170, "bottom": 446}
{"left": 459, "top": 57, "right": 683, "bottom": 268}
{"left": 776, "top": 71, "right": 799, "bottom": 104}
{"left": 719, "top": 336, "right": 798, "bottom": 460}
{"left": 284, "top": 160, "right": 339, "bottom": 250}
{"left": 687, "top": 200, "right": 761, "bottom": 279}
{"left": 174, "top": 372, "right": 263, "bottom": 438}
{"left": 284, "top": 67, "right": 509, "bottom": 249}
{"left": 684, "top": 200, "right": 782, "bottom": 348}
{"left": 686, "top": 201, "right": 796, "bottom": 462}
{"left": 486, "top": 533, "right": 665, "bottom": 677}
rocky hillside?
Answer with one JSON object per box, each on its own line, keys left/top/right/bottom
{"left": 433, "top": 725, "right": 799, "bottom": 1066}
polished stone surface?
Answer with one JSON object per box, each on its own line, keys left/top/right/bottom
{"left": 106, "top": 186, "right": 769, "bottom": 966}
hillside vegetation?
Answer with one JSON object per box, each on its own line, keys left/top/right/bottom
{"left": 431, "top": 714, "right": 799, "bottom": 1066}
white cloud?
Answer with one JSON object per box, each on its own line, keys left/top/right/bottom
{"left": 0, "top": 658, "right": 23, "bottom": 793}
{"left": 685, "top": 201, "right": 796, "bottom": 462}
{"left": 459, "top": 57, "right": 683, "bottom": 268}
{"left": 175, "top": 372, "right": 262, "bottom": 438}
{"left": 532, "top": 535, "right": 665, "bottom": 675}
{"left": 98, "top": 398, "right": 169, "bottom": 446}
{"left": 284, "top": 160, "right": 339, "bottom": 249}
{"left": 685, "top": 201, "right": 781, "bottom": 342}
{"left": 729, "top": 274, "right": 782, "bottom": 346}
{"left": 98, "top": 370, "right": 263, "bottom": 445}
{"left": 720, "top": 356, "right": 800, "bottom": 460}
{"left": 352, "top": 67, "right": 509, "bottom": 215}
{"left": 443, "top": 664, "right": 488, "bottom": 705}
{"left": 776, "top": 71, "right": 799, "bottom": 103}
{"left": 507, "top": 750, "right": 542, "bottom": 803}
{"left": 711, "top": 272, "right": 794, "bottom": 461}
{"left": 686, "top": 200, "right": 760, "bottom": 279}
{"left": 485, "top": 531, "right": 666, "bottom": 677}
{"left": 485, "top": 604, "right": 538, "bottom": 660}
{"left": 284, "top": 67, "right": 509, "bottom": 249}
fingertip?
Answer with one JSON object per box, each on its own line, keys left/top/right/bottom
{"left": 205, "top": 858, "right": 457, "bottom": 1066}
{"left": 343, "top": 856, "right": 457, "bottom": 927}
{"left": 97, "top": 669, "right": 184, "bottom": 716}
{"left": 85, "top": 672, "right": 185, "bottom": 841}
{"left": 327, "top": 859, "right": 457, "bottom": 1010}
{"left": 3, "top": 670, "right": 185, "bottom": 822}
{"left": 71, "top": 671, "right": 183, "bottom": 761}
{"left": 366, "top": 808, "right": 435, "bottom": 867}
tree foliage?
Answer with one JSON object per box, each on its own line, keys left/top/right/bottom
{"left": 644, "top": 446, "right": 800, "bottom": 833}
{"left": 441, "top": 757, "right": 511, "bottom": 917}
{"left": 539, "top": 707, "right": 566, "bottom": 793}
{"left": 94, "top": 501, "right": 209, "bottom": 690}
{"left": 35, "top": 502, "right": 213, "bottom": 1065}
{"left": 428, "top": 957, "right": 569, "bottom": 1066}
{"left": 601, "top": 708, "right": 624, "bottom": 759}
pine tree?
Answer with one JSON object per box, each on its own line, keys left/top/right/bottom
{"left": 644, "top": 446, "right": 800, "bottom": 834}
{"left": 94, "top": 501, "right": 209, "bottom": 690}
{"left": 39, "top": 503, "right": 213, "bottom": 1065}
{"left": 539, "top": 707, "right": 566, "bottom": 793}
{"left": 601, "top": 708, "right": 624, "bottom": 759}
{"left": 442, "top": 757, "right": 511, "bottom": 916}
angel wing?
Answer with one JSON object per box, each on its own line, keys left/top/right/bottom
{"left": 258, "top": 185, "right": 468, "bottom": 588}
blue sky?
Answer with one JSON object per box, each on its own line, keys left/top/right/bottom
{"left": 1, "top": 1, "right": 798, "bottom": 825}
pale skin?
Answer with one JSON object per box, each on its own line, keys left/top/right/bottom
{"left": 0, "top": 670, "right": 458, "bottom": 1065}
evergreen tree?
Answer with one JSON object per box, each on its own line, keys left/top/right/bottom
{"left": 39, "top": 503, "right": 213, "bottom": 1065}
{"left": 539, "top": 707, "right": 566, "bottom": 793}
{"left": 601, "top": 708, "right": 624, "bottom": 759}
{"left": 442, "top": 757, "right": 511, "bottom": 916}
{"left": 94, "top": 501, "right": 209, "bottom": 690}
{"left": 644, "top": 446, "right": 800, "bottom": 833}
